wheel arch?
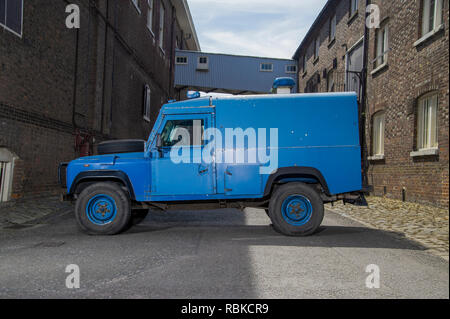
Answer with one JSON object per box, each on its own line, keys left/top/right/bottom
{"left": 69, "top": 170, "right": 136, "bottom": 200}
{"left": 263, "top": 167, "right": 330, "bottom": 197}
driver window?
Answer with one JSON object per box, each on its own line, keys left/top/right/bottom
{"left": 160, "top": 119, "right": 205, "bottom": 147}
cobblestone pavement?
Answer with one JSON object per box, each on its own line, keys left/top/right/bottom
{"left": 0, "top": 196, "right": 72, "bottom": 229}
{"left": 326, "top": 197, "right": 449, "bottom": 261}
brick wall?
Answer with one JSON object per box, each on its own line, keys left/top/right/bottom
{"left": 0, "top": 0, "right": 185, "bottom": 199}
{"left": 295, "top": 0, "right": 449, "bottom": 208}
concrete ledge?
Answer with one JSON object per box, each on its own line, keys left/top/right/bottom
{"left": 410, "top": 148, "right": 439, "bottom": 157}
{"left": 368, "top": 154, "right": 385, "bottom": 161}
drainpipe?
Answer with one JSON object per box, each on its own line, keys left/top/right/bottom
{"left": 100, "top": 0, "right": 109, "bottom": 134}
{"left": 361, "top": 0, "right": 371, "bottom": 188}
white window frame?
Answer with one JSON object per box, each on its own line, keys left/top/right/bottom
{"left": 301, "top": 55, "right": 307, "bottom": 73}
{"left": 146, "top": 0, "right": 154, "bottom": 35}
{"left": 143, "top": 85, "right": 151, "bottom": 122}
{"left": 372, "top": 112, "right": 385, "bottom": 156}
{"left": 421, "top": 0, "right": 443, "bottom": 37}
{"left": 0, "top": 0, "right": 24, "bottom": 38}
{"left": 176, "top": 56, "right": 188, "bottom": 65}
{"left": 350, "top": 0, "right": 358, "bottom": 16}
{"left": 330, "top": 14, "right": 337, "bottom": 41}
{"left": 314, "top": 37, "right": 320, "bottom": 59}
{"left": 327, "top": 69, "right": 335, "bottom": 92}
{"left": 417, "top": 93, "right": 438, "bottom": 151}
{"left": 131, "top": 0, "right": 141, "bottom": 14}
{"left": 159, "top": 3, "right": 165, "bottom": 51}
{"left": 197, "top": 56, "right": 209, "bottom": 70}
{"left": 285, "top": 65, "right": 297, "bottom": 74}
{"left": 260, "top": 63, "right": 273, "bottom": 72}
{"left": 374, "top": 22, "right": 389, "bottom": 69}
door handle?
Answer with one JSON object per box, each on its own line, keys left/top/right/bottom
{"left": 198, "top": 165, "right": 208, "bottom": 175}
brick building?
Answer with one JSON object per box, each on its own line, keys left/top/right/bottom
{"left": 293, "top": 0, "right": 449, "bottom": 208}
{"left": 0, "top": 0, "right": 199, "bottom": 202}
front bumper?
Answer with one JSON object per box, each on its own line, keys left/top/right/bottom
{"left": 58, "top": 162, "right": 69, "bottom": 188}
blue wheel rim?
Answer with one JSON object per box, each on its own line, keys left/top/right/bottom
{"left": 281, "top": 195, "right": 313, "bottom": 226}
{"left": 86, "top": 194, "right": 117, "bottom": 225}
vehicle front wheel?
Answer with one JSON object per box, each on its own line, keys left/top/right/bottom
{"left": 75, "top": 182, "right": 131, "bottom": 235}
{"left": 268, "top": 183, "right": 324, "bottom": 236}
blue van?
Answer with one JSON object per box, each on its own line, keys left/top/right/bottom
{"left": 59, "top": 92, "right": 367, "bottom": 236}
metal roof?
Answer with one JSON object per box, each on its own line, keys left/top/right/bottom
{"left": 175, "top": 50, "right": 298, "bottom": 94}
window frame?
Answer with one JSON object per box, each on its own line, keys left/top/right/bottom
{"left": 314, "top": 37, "right": 320, "bottom": 59}
{"left": 143, "top": 85, "right": 151, "bottom": 122}
{"left": 374, "top": 21, "right": 389, "bottom": 69}
{"left": 327, "top": 69, "right": 335, "bottom": 92}
{"left": 146, "top": 0, "right": 154, "bottom": 35}
{"left": 372, "top": 111, "right": 385, "bottom": 156}
{"left": 420, "top": 0, "right": 443, "bottom": 37}
{"left": 131, "top": 0, "right": 141, "bottom": 14}
{"left": 159, "top": 2, "right": 165, "bottom": 51}
{"left": 260, "top": 63, "right": 274, "bottom": 72}
{"left": 176, "top": 56, "right": 188, "bottom": 65}
{"left": 329, "top": 14, "right": 337, "bottom": 42}
{"left": 416, "top": 92, "right": 438, "bottom": 151}
{"left": 0, "top": 0, "right": 24, "bottom": 38}
{"left": 350, "top": 0, "right": 358, "bottom": 16}
{"left": 285, "top": 65, "right": 297, "bottom": 74}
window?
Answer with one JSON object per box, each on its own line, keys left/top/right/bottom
{"left": 327, "top": 69, "right": 335, "bottom": 92}
{"left": 372, "top": 112, "right": 385, "bottom": 156}
{"left": 131, "top": 0, "right": 141, "bottom": 13}
{"left": 143, "top": 85, "right": 151, "bottom": 122}
{"left": 260, "top": 63, "right": 273, "bottom": 72}
{"left": 314, "top": 37, "right": 320, "bottom": 59}
{"left": 420, "top": 0, "right": 443, "bottom": 37}
{"left": 197, "top": 56, "right": 209, "bottom": 70}
{"left": 374, "top": 22, "right": 389, "bottom": 68}
{"left": 147, "top": 0, "right": 153, "bottom": 33}
{"left": 160, "top": 120, "right": 205, "bottom": 147}
{"left": 0, "top": 0, "right": 23, "bottom": 37}
{"left": 417, "top": 93, "right": 438, "bottom": 150}
{"left": 301, "top": 55, "right": 307, "bottom": 73}
{"left": 286, "top": 65, "right": 297, "bottom": 74}
{"left": 350, "top": 0, "right": 358, "bottom": 16}
{"left": 329, "top": 14, "right": 336, "bottom": 41}
{"left": 176, "top": 56, "right": 188, "bottom": 64}
{"left": 159, "top": 3, "right": 165, "bottom": 50}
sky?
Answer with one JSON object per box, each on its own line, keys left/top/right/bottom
{"left": 187, "top": 0, "right": 328, "bottom": 59}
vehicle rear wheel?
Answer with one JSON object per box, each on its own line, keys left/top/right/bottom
{"left": 75, "top": 182, "right": 131, "bottom": 235}
{"left": 268, "top": 183, "right": 324, "bottom": 236}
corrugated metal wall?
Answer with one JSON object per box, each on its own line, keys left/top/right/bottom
{"left": 175, "top": 50, "right": 298, "bottom": 94}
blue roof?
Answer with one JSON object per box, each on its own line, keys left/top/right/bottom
{"left": 272, "top": 77, "right": 296, "bottom": 89}
{"left": 175, "top": 50, "right": 298, "bottom": 94}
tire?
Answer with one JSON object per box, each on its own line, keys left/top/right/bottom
{"left": 268, "top": 183, "right": 324, "bottom": 236}
{"left": 97, "top": 139, "right": 145, "bottom": 155}
{"left": 75, "top": 182, "right": 131, "bottom": 235}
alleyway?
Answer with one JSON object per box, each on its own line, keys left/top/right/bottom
{"left": 0, "top": 205, "right": 448, "bottom": 298}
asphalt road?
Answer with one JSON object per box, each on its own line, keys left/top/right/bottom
{"left": 0, "top": 207, "right": 448, "bottom": 299}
